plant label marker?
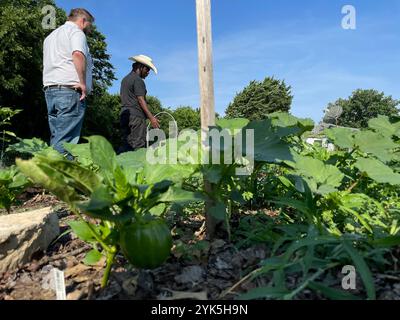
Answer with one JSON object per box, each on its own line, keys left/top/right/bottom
{"left": 52, "top": 268, "right": 66, "bottom": 300}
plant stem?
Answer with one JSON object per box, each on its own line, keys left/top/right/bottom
{"left": 336, "top": 148, "right": 357, "bottom": 167}
{"left": 347, "top": 173, "right": 365, "bottom": 193}
{"left": 219, "top": 267, "right": 262, "bottom": 299}
{"left": 70, "top": 206, "right": 111, "bottom": 253}
{"left": 102, "top": 248, "right": 117, "bottom": 288}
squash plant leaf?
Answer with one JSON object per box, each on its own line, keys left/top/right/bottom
{"left": 242, "top": 119, "right": 294, "bottom": 163}
{"left": 354, "top": 131, "right": 398, "bottom": 163}
{"left": 325, "top": 127, "right": 355, "bottom": 150}
{"left": 368, "top": 115, "right": 400, "bottom": 138}
{"left": 355, "top": 158, "right": 400, "bottom": 185}
{"left": 290, "top": 154, "right": 344, "bottom": 195}
{"left": 216, "top": 118, "right": 249, "bottom": 134}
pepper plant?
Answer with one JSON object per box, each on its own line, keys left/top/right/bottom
{"left": 16, "top": 136, "right": 201, "bottom": 287}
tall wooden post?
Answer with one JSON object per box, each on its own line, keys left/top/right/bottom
{"left": 196, "top": 0, "right": 217, "bottom": 239}
{"left": 196, "top": 0, "right": 216, "bottom": 129}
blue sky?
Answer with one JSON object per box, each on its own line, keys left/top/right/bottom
{"left": 55, "top": 0, "right": 400, "bottom": 122}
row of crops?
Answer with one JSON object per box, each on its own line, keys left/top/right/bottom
{"left": 1, "top": 112, "right": 400, "bottom": 299}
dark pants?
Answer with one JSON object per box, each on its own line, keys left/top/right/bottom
{"left": 118, "top": 108, "right": 147, "bottom": 154}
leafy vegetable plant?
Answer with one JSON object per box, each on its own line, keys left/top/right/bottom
{"left": 16, "top": 136, "right": 200, "bottom": 287}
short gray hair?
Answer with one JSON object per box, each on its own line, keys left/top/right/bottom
{"left": 68, "top": 8, "right": 95, "bottom": 23}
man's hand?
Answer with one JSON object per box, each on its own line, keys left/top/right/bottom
{"left": 72, "top": 51, "right": 87, "bottom": 101}
{"left": 73, "top": 82, "right": 87, "bottom": 101}
{"left": 150, "top": 116, "right": 160, "bottom": 129}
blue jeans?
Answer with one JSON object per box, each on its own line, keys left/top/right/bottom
{"left": 44, "top": 88, "right": 86, "bottom": 158}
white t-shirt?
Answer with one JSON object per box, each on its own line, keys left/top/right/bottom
{"left": 43, "top": 21, "right": 93, "bottom": 93}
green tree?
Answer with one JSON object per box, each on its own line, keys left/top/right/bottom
{"left": 147, "top": 96, "right": 164, "bottom": 115}
{"left": 82, "top": 92, "right": 121, "bottom": 148}
{"left": 0, "top": 0, "right": 115, "bottom": 140}
{"left": 225, "top": 77, "right": 293, "bottom": 121}
{"left": 172, "top": 106, "right": 201, "bottom": 131}
{"left": 332, "top": 89, "right": 399, "bottom": 128}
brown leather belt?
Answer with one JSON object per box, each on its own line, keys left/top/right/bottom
{"left": 43, "top": 85, "right": 81, "bottom": 93}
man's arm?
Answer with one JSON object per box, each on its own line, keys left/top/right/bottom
{"left": 137, "top": 96, "right": 160, "bottom": 128}
{"left": 72, "top": 51, "right": 87, "bottom": 101}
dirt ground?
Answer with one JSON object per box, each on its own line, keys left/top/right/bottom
{"left": 1, "top": 190, "right": 400, "bottom": 300}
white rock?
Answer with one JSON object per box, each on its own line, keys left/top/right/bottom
{"left": 0, "top": 207, "right": 59, "bottom": 272}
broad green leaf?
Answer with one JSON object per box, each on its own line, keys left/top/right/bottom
{"left": 290, "top": 154, "right": 344, "bottom": 195}
{"left": 113, "top": 165, "right": 132, "bottom": 202}
{"left": 35, "top": 148, "right": 65, "bottom": 160}
{"left": 79, "top": 185, "right": 113, "bottom": 212}
{"left": 40, "top": 159, "right": 102, "bottom": 195}
{"left": 355, "top": 158, "right": 400, "bottom": 185}
{"left": 216, "top": 118, "right": 249, "bottom": 134}
{"left": 8, "top": 172, "right": 29, "bottom": 189}
{"left": 0, "top": 167, "right": 15, "bottom": 181}
{"left": 149, "top": 203, "right": 166, "bottom": 216}
{"left": 269, "top": 112, "right": 300, "bottom": 127}
{"left": 354, "top": 131, "right": 398, "bottom": 163}
{"left": 277, "top": 176, "right": 295, "bottom": 189}
{"left": 144, "top": 163, "right": 195, "bottom": 185}
{"left": 6, "top": 138, "right": 49, "bottom": 155}
{"left": 67, "top": 220, "right": 96, "bottom": 242}
{"left": 325, "top": 127, "right": 355, "bottom": 149}
{"left": 83, "top": 249, "right": 103, "bottom": 265}
{"left": 308, "top": 281, "right": 362, "bottom": 300}
{"left": 64, "top": 143, "right": 92, "bottom": 166}
{"left": 342, "top": 241, "right": 376, "bottom": 300}
{"left": 77, "top": 204, "right": 133, "bottom": 223}
{"left": 16, "top": 159, "right": 77, "bottom": 203}
{"left": 116, "top": 148, "right": 147, "bottom": 172}
{"left": 368, "top": 115, "right": 400, "bottom": 138}
{"left": 147, "top": 180, "right": 174, "bottom": 197}
{"left": 269, "top": 112, "right": 314, "bottom": 137}
{"left": 87, "top": 136, "right": 117, "bottom": 177}
{"left": 243, "top": 119, "right": 294, "bottom": 163}
{"left": 158, "top": 187, "right": 203, "bottom": 204}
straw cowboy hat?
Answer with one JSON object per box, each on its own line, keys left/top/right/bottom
{"left": 129, "top": 55, "right": 158, "bottom": 74}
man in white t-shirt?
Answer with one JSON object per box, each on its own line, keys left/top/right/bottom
{"left": 43, "top": 8, "right": 94, "bottom": 158}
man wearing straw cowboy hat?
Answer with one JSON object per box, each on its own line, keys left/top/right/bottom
{"left": 118, "top": 54, "right": 160, "bottom": 153}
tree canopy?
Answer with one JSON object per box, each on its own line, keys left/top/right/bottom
{"left": 331, "top": 89, "right": 399, "bottom": 128}
{"left": 225, "top": 77, "right": 293, "bottom": 121}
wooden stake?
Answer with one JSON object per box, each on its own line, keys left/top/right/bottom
{"left": 196, "top": 0, "right": 216, "bottom": 130}
{"left": 196, "top": 0, "right": 217, "bottom": 239}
